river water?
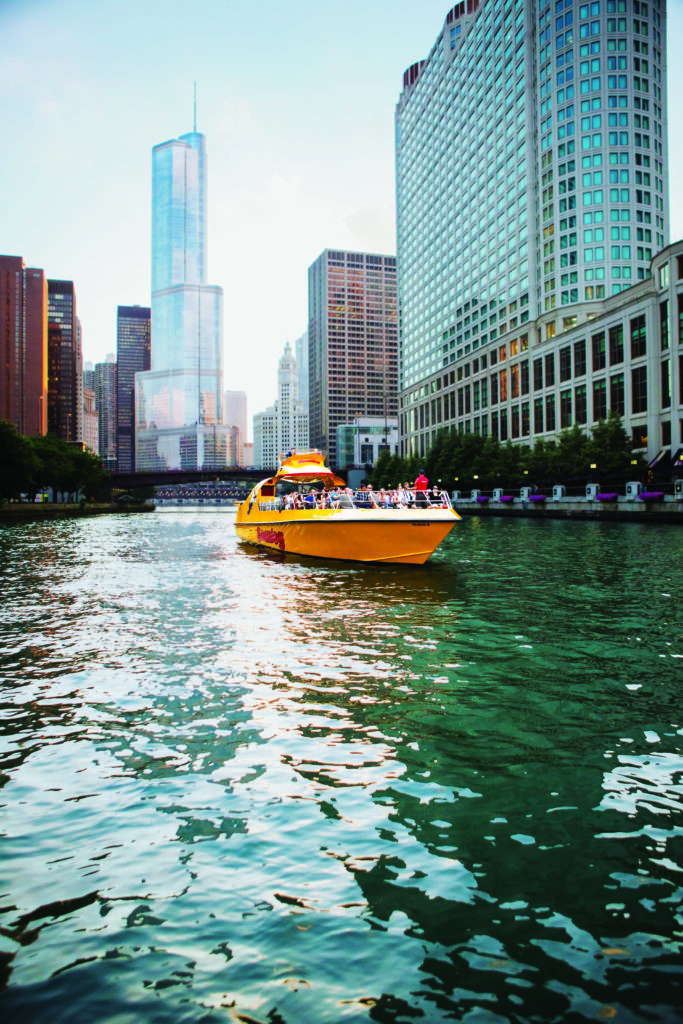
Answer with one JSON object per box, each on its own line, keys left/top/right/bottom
{"left": 1, "top": 511, "right": 682, "bottom": 1024}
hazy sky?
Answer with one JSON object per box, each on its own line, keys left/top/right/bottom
{"left": 2, "top": 0, "right": 682, "bottom": 432}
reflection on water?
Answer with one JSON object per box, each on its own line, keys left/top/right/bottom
{"left": 0, "top": 513, "right": 682, "bottom": 1023}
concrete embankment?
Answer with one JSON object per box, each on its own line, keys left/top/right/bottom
{"left": 453, "top": 499, "right": 682, "bottom": 524}
{"left": 0, "top": 502, "right": 155, "bottom": 522}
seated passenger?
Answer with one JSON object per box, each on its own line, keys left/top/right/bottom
{"left": 399, "top": 482, "right": 414, "bottom": 508}
{"left": 356, "top": 485, "right": 371, "bottom": 508}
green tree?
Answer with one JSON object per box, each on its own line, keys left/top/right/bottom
{"left": 555, "top": 424, "right": 591, "bottom": 479}
{"left": 0, "top": 420, "right": 39, "bottom": 500}
{"left": 587, "top": 410, "right": 643, "bottom": 478}
{"left": 72, "top": 447, "right": 110, "bottom": 500}
{"left": 30, "top": 434, "right": 77, "bottom": 499}
{"left": 525, "top": 437, "right": 557, "bottom": 486}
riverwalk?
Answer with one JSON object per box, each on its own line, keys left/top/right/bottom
{"left": 453, "top": 495, "right": 682, "bottom": 523}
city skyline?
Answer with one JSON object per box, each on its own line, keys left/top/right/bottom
{"left": 2, "top": 0, "right": 682, "bottom": 424}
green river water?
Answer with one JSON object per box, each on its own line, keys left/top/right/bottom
{"left": 0, "top": 511, "right": 682, "bottom": 1023}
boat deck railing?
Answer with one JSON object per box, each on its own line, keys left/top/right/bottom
{"left": 257, "top": 489, "right": 453, "bottom": 512}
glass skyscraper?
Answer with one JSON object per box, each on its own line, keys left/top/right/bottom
{"left": 117, "top": 305, "right": 150, "bottom": 472}
{"left": 47, "top": 280, "right": 80, "bottom": 442}
{"left": 396, "top": 0, "right": 669, "bottom": 459}
{"left": 136, "top": 126, "right": 228, "bottom": 471}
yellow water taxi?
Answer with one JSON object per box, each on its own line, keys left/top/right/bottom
{"left": 235, "top": 450, "right": 460, "bottom": 564}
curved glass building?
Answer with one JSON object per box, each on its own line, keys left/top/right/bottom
{"left": 396, "top": 0, "right": 671, "bottom": 462}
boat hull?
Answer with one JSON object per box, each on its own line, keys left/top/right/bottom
{"left": 234, "top": 507, "right": 458, "bottom": 564}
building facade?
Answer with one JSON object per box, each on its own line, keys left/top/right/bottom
{"left": 93, "top": 356, "right": 117, "bottom": 471}
{"left": 335, "top": 416, "right": 400, "bottom": 471}
{"left": 0, "top": 255, "right": 48, "bottom": 436}
{"left": 83, "top": 383, "right": 98, "bottom": 454}
{"left": 47, "top": 280, "right": 80, "bottom": 442}
{"left": 253, "top": 342, "right": 309, "bottom": 470}
{"left": 294, "top": 330, "right": 309, "bottom": 413}
{"left": 116, "top": 305, "right": 150, "bottom": 472}
{"left": 223, "top": 389, "right": 248, "bottom": 463}
{"left": 136, "top": 125, "right": 228, "bottom": 471}
{"left": 395, "top": 0, "right": 670, "bottom": 462}
{"left": 308, "top": 250, "right": 398, "bottom": 466}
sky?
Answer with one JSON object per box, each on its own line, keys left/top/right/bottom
{"left": 2, "top": 0, "right": 683, "bottom": 438}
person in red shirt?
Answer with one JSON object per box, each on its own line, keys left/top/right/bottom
{"left": 414, "top": 469, "right": 429, "bottom": 507}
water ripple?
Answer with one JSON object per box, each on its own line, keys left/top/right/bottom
{"left": 1, "top": 513, "right": 682, "bottom": 1022}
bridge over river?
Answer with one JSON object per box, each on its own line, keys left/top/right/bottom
{"left": 110, "top": 467, "right": 273, "bottom": 491}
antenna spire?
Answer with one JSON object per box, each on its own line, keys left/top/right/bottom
{"left": 193, "top": 81, "right": 197, "bottom": 132}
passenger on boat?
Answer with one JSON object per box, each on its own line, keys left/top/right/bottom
{"left": 303, "top": 491, "right": 316, "bottom": 508}
{"left": 356, "top": 485, "right": 372, "bottom": 508}
{"left": 429, "top": 485, "right": 443, "bottom": 506}
{"left": 414, "top": 470, "right": 429, "bottom": 507}
{"left": 366, "top": 485, "right": 379, "bottom": 508}
{"left": 338, "top": 488, "right": 355, "bottom": 508}
{"left": 328, "top": 488, "right": 341, "bottom": 508}
{"left": 399, "top": 482, "right": 414, "bottom": 508}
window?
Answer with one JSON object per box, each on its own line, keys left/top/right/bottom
{"left": 560, "top": 389, "right": 573, "bottom": 427}
{"left": 545, "top": 352, "right": 555, "bottom": 386}
{"left": 560, "top": 345, "right": 572, "bottom": 381}
{"left": 575, "top": 384, "right": 587, "bottom": 423}
{"left": 593, "top": 378, "right": 607, "bottom": 420}
{"left": 534, "top": 397, "right": 544, "bottom": 432}
{"left": 546, "top": 394, "right": 556, "bottom": 431}
{"left": 609, "top": 323, "right": 624, "bottom": 364}
{"left": 630, "top": 314, "right": 646, "bottom": 358}
{"left": 632, "top": 424, "right": 648, "bottom": 448}
{"left": 660, "top": 301, "right": 669, "bottom": 349}
{"left": 534, "top": 357, "right": 544, "bottom": 390}
{"left": 592, "top": 331, "right": 606, "bottom": 370}
{"left": 574, "top": 339, "right": 587, "bottom": 376}
{"left": 661, "top": 359, "right": 671, "bottom": 409}
{"left": 631, "top": 366, "right": 647, "bottom": 413}
{"left": 610, "top": 372, "right": 625, "bottom": 414}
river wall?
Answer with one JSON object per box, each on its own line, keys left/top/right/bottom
{"left": 0, "top": 503, "right": 155, "bottom": 521}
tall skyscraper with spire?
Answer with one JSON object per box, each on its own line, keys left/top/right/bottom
{"left": 135, "top": 103, "right": 229, "bottom": 470}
